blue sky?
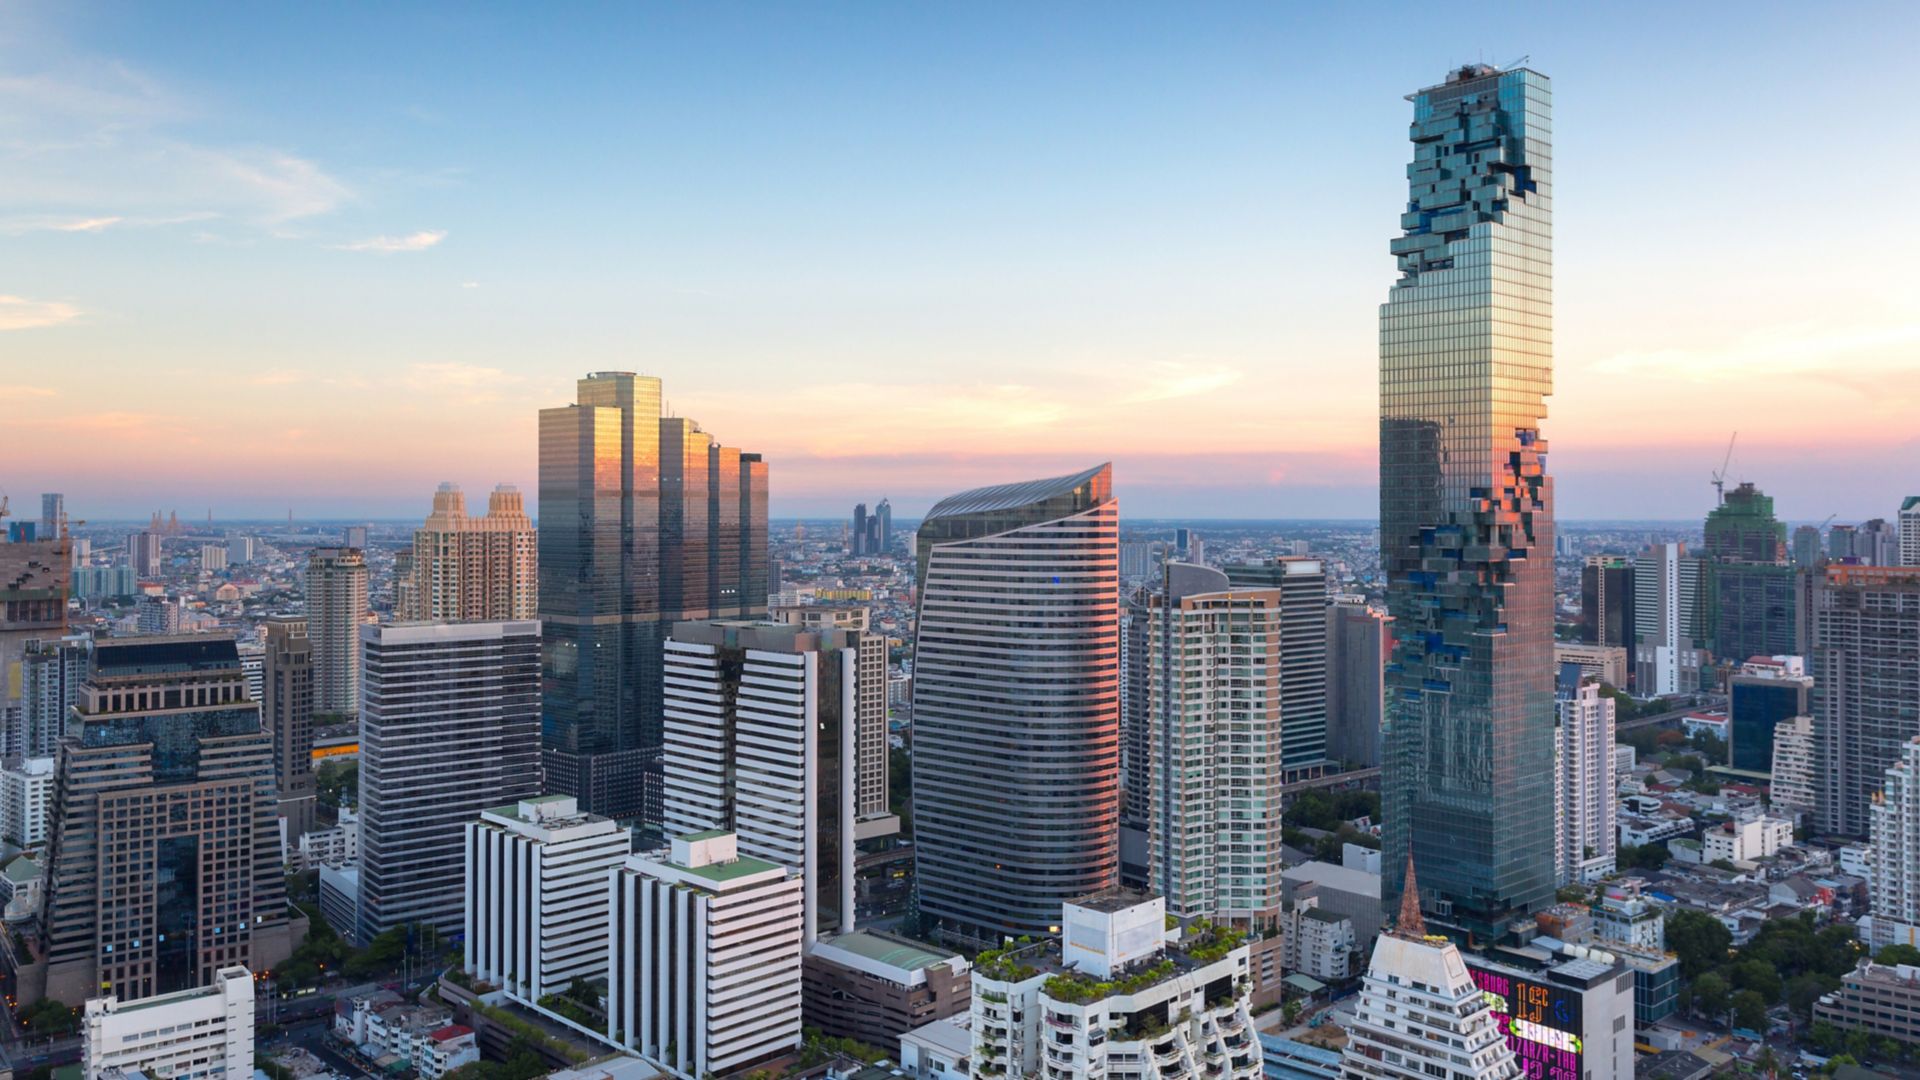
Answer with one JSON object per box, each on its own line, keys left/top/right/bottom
{"left": 6, "top": 2, "right": 1918, "bottom": 520}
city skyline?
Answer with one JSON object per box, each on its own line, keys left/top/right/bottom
{"left": 8, "top": 2, "right": 1920, "bottom": 520}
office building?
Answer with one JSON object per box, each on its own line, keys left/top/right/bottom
{"left": 539, "top": 372, "right": 769, "bottom": 825}
{"left": 357, "top": 621, "right": 542, "bottom": 942}
{"left": 305, "top": 547, "right": 367, "bottom": 716}
{"left": 874, "top": 497, "right": 893, "bottom": 554}
{"left": 127, "top": 532, "right": 161, "bottom": 577}
{"left": 2, "top": 538, "right": 71, "bottom": 743}
{"left": 1792, "top": 525, "right": 1823, "bottom": 569}
{"left": 1830, "top": 525, "right": 1859, "bottom": 561}
{"left": 19, "top": 634, "right": 87, "bottom": 759}
{"left": 1814, "top": 959, "right": 1920, "bottom": 1046}
{"left": 39, "top": 495, "right": 63, "bottom": 539}
{"left": 82, "top": 965, "right": 253, "bottom": 1080}
{"left": 970, "top": 891, "right": 1260, "bottom": 1080}
{"left": 1869, "top": 737, "right": 1920, "bottom": 948}
{"left": 0, "top": 756, "right": 55, "bottom": 851}
{"left": 662, "top": 619, "right": 891, "bottom": 946}
{"left": 1728, "top": 655, "right": 1811, "bottom": 773}
{"left": 1770, "top": 715, "right": 1818, "bottom": 820}
{"left": 199, "top": 545, "right": 227, "bottom": 573}
{"left": 1462, "top": 951, "right": 1634, "bottom": 1080}
{"left": 261, "top": 616, "right": 317, "bottom": 843}
{"left": 227, "top": 536, "right": 256, "bottom": 565}
{"left": 801, "top": 931, "right": 969, "bottom": 1048}
{"left": 463, "top": 795, "right": 630, "bottom": 1002}
{"left": 1225, "top": 556, "right": 1331, "bottom": 779}
{"left": 1553, "top": 642, "right": 1629, "bottom": 688}
{"left": 1703, "top": 485, "right": 1799, "bottom": 664}
{"left": 852, "top": 502, "right": 871, "bottom": 556}
{"left": 1556, "top": 665, "right": 1616, "bottom": 885}
{"left": 1902, "top": 498, "right": 1920, "bottom": 566}
{"left": 1326, "top": 598, "right": 1389, "bottom": 769}
{"left": 401, "top": 483, "right": 537, "bottom": 623}
{"left": 343, "top": 525, "right": 368, "bottom": 551}
{"left": 1859, "top": 519, "right": 1901, "bottom": 567}
{"left": 910, "top": 464, "right": 1119, "bottom": 941}
{"left": 1129, "top": 564, "right": 1285, "bottom": 924}
{"left": 135, "top": 596, "right": 181, "bottom": 635}
{"left": 1634, "top": 543, "right": 1705, "bottom": 697}
{"left": 1581, "top": 556, "right": 1636, "bottom": 679}
{"left": 40, "top": 635, "right": 293, "bottom": 1004}
{"left": 606, "top": 831, "right": 805, "bottom": 1080}
{"left": 1814, "top": 567, "right": 1920, "bottom": 837}
{"left": 1341, "top": 869, "right": 1520, "bottom": 1080}
{"left": 1378, "top": 63, "right": 1557, "bottom": 937}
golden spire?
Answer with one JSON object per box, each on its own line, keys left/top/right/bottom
{"left": 1398, "top": 851, "right": 1427, "bottom": 938}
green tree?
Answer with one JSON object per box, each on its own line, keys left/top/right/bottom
{"left": 1787, "top": 974, "right": 1841, "bottom": 1020}
{"left": 1732, "top": 990, "right": 1768, "bottom": 1032}
{"left": 20, "top": 998, "right": 79, "bottom": 1035}
{"left": 1692, "top": 972, "right": 1731, "bottom": 1020}
{"left": 1876, "top": 943, "right": 1920, "bottom": 967}
{"left": 1283, "top": 999, "right": 1302, "bottom": 1026}
{"left": 1731, "top": 958, "right": 1783, "bottom": 1004}
{"left": 1668, "top": 910, "right": 1733, "bottom": 979}
{"left": 1808, "top": 1021, "right": 1840, "bottom": 1053}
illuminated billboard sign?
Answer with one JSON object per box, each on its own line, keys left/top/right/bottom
{"left": 1469, "top": 966, "right": 1583, "bottom": 1080}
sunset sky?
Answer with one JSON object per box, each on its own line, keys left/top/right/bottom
{"left": 6, "top": 2, "right": 1917, "bottom": 521}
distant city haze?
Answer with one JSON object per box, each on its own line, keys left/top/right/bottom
{"left": 7, "top": 4, "right": 1917, "bottom": 520}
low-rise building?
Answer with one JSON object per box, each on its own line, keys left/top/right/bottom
{"left": 1280, "top": 861, "right": 1383, "bottom": 956}
{"left": 802, "top": 931, "right": 970, "bottom": 1048}
{"left": 84, "top": 965, "right": 254, "bottom": 1080}
{"left": 335, "top": 995, "right": 476, "bottom": 1079}
{"left": 970, "top": 890, "right": 1260, "bottom": 1080}
{"left": 1702, "top": 815, "right": 1793, "bottom": 864}
{"left": 297, "top": 807, "right": 359, "bottom": 870}
{"left": 898, "top": 1015, "right": 970, "bottom": 1080}
{"left": 1280, "top": 889, "right": 1355, "bottom": 983}
{"left": 1815, "top": 961, "right": 1920, "bottom": 1045}
{"left": 1, "top": 853, "right": 43, "bottom": 923}
{"left": 0, "top": 755, "right": 55, "bottom": 850}
{"left": 1592, "top": 880, "right": 1665, "bottom": 952}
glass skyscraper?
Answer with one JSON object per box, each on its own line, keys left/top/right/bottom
{"left": 539, "top": 372, "right": 768, "bottom": 826}
{"left": 1379, "top": 64, "right": 1557, "bottom": 938}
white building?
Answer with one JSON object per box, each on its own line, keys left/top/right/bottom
{"left": 1282, "top": 890, "right": 1356, "bottom": 982}
{"left": 1557, "top": 670, "right": 1617, "bottom": 884}
{"left": 83, "top": 965, "right": 254, "bottom": 1080}
{"left": 1591, "top": 879, "right": 1665, "bottom": 952}
{"left": 1463, "top": 952, "right": 1634, "bottom": 1080}
{"left": 1613, "top": 744, "right": 1636, "bottom": 782}
{"left": 898, "top": 1014, "right": 970, "bottom": 1080}
{"left": 970, "top": 890, "right": 1261, "bottom": 1080}
{"left": 200, "top": 545, "right": 228, "bottom": 573}
{"left": 464, "top": 794, "right": 630, "bottom": 1002}
{"left": 1634, "top": 543, "right": 1700, "bottom": 697}
{"left": 0, "top": 755, "right": 55, "bottom": 850}
{"left": 297, "top": 805, "right": 360, "bottom": 870}
{"left": 335, "top": 993, "right": 477, "bottom": 1079}
{"left": 227, "top": 536, "right": 257, "bottom": 564}
{"left": 1902, "top": 497, "right": 1920, "bottom": 566}
{"left": 1870, "top": 737, "right": 1920, "bottom": 948}
{"left": 1769, "top": 714, "right": 1818, "bottom": 819}
{"left": 606, "top": 831, "right": 805, "bottom": 1080}
{"left": 1129, "top": 565, "right": 1287, "bottom": 923}
{"left": 662, "top": 619, "right": 891, "bottom": 948}
{"left": 1702, "top": 814, "right": 1794, "bottom": 865}
{"left": 1340, "top": 881, "right": 1518, "bottom": 1080}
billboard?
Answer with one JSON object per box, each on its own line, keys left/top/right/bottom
{"left": 1469, "top": 966, "right": 1583, "bottom": 1080}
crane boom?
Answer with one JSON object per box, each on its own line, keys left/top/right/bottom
{"left": 1712, "top": 431, "right": 1739, "bottom": 505}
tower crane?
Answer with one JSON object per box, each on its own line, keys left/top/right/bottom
{"left": 1711, "top": 432, "right": 1739, "bottom": 505}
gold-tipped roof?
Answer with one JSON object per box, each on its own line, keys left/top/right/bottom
{"left": 1397, "top": 852, "right": 1428, "bottom": 938}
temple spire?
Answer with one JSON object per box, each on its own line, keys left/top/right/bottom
{"left": 1398, "top": 852, "right": 1427, "bottom": 937}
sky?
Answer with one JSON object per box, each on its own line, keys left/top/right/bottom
{"left": 5, "top": 2, "right": 1919, "bottom": 522}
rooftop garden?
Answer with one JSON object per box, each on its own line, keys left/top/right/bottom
{"left": 1041, "top": 920, "right": 1246, "bottom": 1005}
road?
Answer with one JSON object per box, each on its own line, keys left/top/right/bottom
{"left": 262, "top": 1015, "right": 377, "bottom": 1080}
{"left": 1618, "top": 696, "right": 1729, "bottom": 733}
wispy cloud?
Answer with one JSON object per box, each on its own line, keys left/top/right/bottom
{"left": 334, "top": 230, "right": 446, "bottom": 254}
{"left": 1117, "top": 360, "right": 1244, "bottom": 404}
{"left": 0, "top": 384, "right": 59, "bottom": 397}
{"left": 460, "top": 281, "right": 480, "bottom": 289}
{"left": 0, "top": 295, "right": 82, "bottom": 331}
{"left": 1594, "top": 322, "right": 1920, "bottom": 382}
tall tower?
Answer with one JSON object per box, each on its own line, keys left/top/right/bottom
{"left": 1379, "top": 64, "right": 1556, "bottom": 937}
{"left": 304, "top": 547, "right": 368, "bottom": 716}
{"left": 910, "top": 463, "right": 1119, "bottom": 941}
{"left": 403, "top": 482, "right": 537, "bottom": 622}
{"left": 1900, "top": 497, "right": 1920, "bottom": 566}
{"left": 1555, "top": 664, "right": 1616, "bottom": 885}
{"left": 1813, "top": 566, "right": 1920, "bottom": 837}
{"left": 262, "top": 615, "right": 317, "bottom": 842}
{"left": 538, "top": 372, "right": 768, "bottom": 826}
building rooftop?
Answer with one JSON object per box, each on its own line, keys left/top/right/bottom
{"left": 817, "top": 930, "right": 955, "bottom": 972}
{"left": 924, "top": 463, "right": 1110, "bottom": 521}
{"left": 677, "top": 851, "right": 782, "bottom": 882}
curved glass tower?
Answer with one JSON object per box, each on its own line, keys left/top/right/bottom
{"left": 910, "top": 463, "right": 1120, "bottom": 940}
{"left": 1379, "top": 64, "right": 1556, "bottom": 938}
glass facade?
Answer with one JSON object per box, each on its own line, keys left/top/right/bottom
{"left": 539, "top": 373, "right": 769, "bottom": 826}
{"left": 1379, "top": 65, "right": 1557, "bottom": 937}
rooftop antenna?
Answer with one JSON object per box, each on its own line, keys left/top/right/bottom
{"left": 1712, "top": 431, "right": 1739, "bottom": 505}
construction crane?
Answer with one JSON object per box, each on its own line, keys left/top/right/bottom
{"left": 1711, "top": 432, "right": 1739, "bottom": 505}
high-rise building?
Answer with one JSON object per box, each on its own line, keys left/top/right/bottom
{"left": 1633, "top": 543, "right": 1705, "bottom": 696}
{"left": 606, "top": 831, "right": 804, "bottom": 1079}
{"left": 1792, "top": 525, "right": 1824, "bottom": 569}
{"left": 852, "top": 502, "right": 869, "bottom": 556}
{"left": 1814, "top": 566, "right": 1920, "bottom": 837}
{"left": 1855, "top": 519, "right": 1897, "bottom": 566}
{"left": 127, "top": 532, "right": 162, "bottom": 577}
{"left": 1871, "top": 738, "right": 1920, "bottom": 948}
{"left": 1769, "top": 714, "right": 1818, "bottom": 821}
{"left": 660, "top": 619, "right": 891, "bottom": 946}
{"left": 199, "top": 545, "right": 228, "bottom": 573}
{"left": 1326, "top": 598, "right": 1390, "bottom": 769}
{"left": 1902, "top": 498, "right": 1920, "bottom": 566}
{"left": 463, "top": 795, "right": 630, "bottom": 1002}
{"left": 344, "top": 525, "right": 368, "bottom": 551}
{"left": 1728, "top": 655, "right": 1812, "bottom": 773}
{"left": 1830, "top": 524, "right": 1860, "bottom": 562}
{"left": 874, "top": 497, "right": 893, "bottom": 554}
{"left": 910, "top": 463, "right": 1119, "bottom": 941}
{"left": 357, "top": 621, "right": 542, "bottom": 942}
{"left": 19, "top": 634, "right": 87, "bottom": 760}
{"left": 3, "top": 538, "right": 73, "bottom": 736}
{"left": 135, "top": 596, "right": 181, "bottom": 635}
{"left": 262, "top": 616, "right": 317, "bottom": 843}
{"left": 402, "top": 483, "right": 537, "bottom": 623}
{"left": 40, "top": 635, "right": 294, "bottom": 1004}
{"left": 305, "top": 547, "right": 368, "bottom": 716}
{"left": 1129, "top": 564, "right": 1285, "bottom": 924}
{"left": 1225, "top": 556, "right": 1331, "bottom": 779}
{"left": 1703, "top": 483, "right": 1798, "bottom": 664}
{"left": 1341, "top": 866, "right": 1520, "bottom": 1080}
{"left": 1555, "top": 665, "right": 1616, "bottom": 885}
{"left": 39, "top": 495, "right": 63, "bottom": 538}
{"left": 1378, "top": 63, "right": 1556, "bottom": 937}
{"left": 71, "top": 565, "right": 135, "bottom": 601}
{"left": 227, "top": 536, "right": 257, "bottom": 565}
{"left": 538, "top": 372, "right": 768, "bottom": 825}
{"left": 83, "top": 966, "right": 255, "bottom": 1080}
{"left": 0, "top": 756, "right": 55, "bottom": 851}
{"left": 1580, "top": 556, "right": 1636, "bottom": 682}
